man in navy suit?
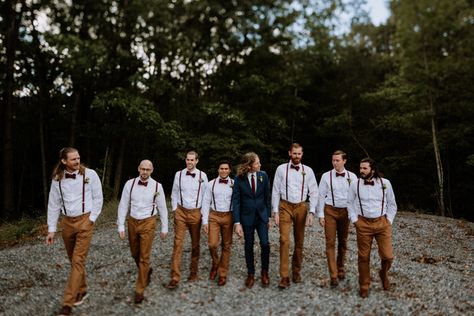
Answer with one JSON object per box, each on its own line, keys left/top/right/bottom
{"left": 232, "top": 152, "right": 271, "bottom": 288}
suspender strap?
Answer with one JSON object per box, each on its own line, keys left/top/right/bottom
{"left": 229, "top": 179, "right": 234, "bottom": 211}
{"left": 58, "top": 181, "right": 67, "bottom": 215}
{"left": 211, "top": 179, "right": 217, "bottom": 210}
{"left": 330, "top": 171, "right": 335, "bottom": 207}
{"left": 286, "top": 163, "right": 306, "bottom": 202}
{"left": 82, "top": 170, "right": 85, "bottom": 213}
{"left": 285, "top": 163, "right": 289, "bottom": 201}
{"left": 128, "top": 178, "right": 137, "bottom": 212}
{"left": 300, "top": 165, "right": 305, "bottom": 201}
{"left": 195, "top": 171, "right": 202, "bottom": 208}
{"left": 380, "top": 178, "right": 385, "bottom": 216}
{"left": 357, "top": 179, "right": 364, "bottom": 216}
{"left": 179, "top": 170, "right": 183, "bottom": 206}
{"left": 151, "top": 181, "right": 158, "bottom": 216}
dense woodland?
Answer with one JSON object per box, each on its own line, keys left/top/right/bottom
{"left": 1, "top": 0, "right": 473, "bottom": 221}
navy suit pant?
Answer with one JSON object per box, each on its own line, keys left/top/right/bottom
{"left": 243, "top": 217, "right": 270, "bottom": 275}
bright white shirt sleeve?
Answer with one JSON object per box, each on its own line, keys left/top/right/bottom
{"left": 117, "top": 180, "right": 132, "bottom": 232}
{"left": 347, "top": 181, "right": 358, "bottom": 223}
{"left": 271, "top": 165, "right": 284, "bottom": 213}
{"left": 156, "top": 184, "right": 169, "bottom": 233}
{"left": 317, "top": 173, "right": 329, "bottom": 218}
{"left": 171, "top": 171, "right": 180, "bottom": 211}
{"left": 88, "top": 169, "right": 103, "bottom": 223}
{"left": 305, "top": 168, "right": 319, "bottom": 214}
{"left": 201, "top": 181, "right": 213, "bottom": 225}
{"left": 384, "top": 180, "right": 397, "bottom": 224}
{"left": 47, "top": 180, "right": 62, "bottom": 233}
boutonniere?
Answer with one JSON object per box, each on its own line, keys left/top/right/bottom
{"left": 84, "top": 177, "right": 90, "bottom": 184}
{"left": 347, "top": 178, "right": 352, "bottom": 184}
{"left": 258, "top": 175, "right": 263, "bottom": 182}
{"left": 382, "top": 184, "right": 387, "bottom": 190}
{"left": 199, "top": 178, "right": 204, "bottom": 183}
{"left": 229, "top": 183, "right": 234, "bottom": 188}
{"left": 153, "top": 191, "right": 160, "bottom": 198}
{"left": 301, "top": 171, "right": 306, "bottom": 176}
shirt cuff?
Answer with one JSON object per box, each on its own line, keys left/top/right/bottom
{"left": 118, "top": 225, "right": 125, "bottom": 232}
{"left": 48, "top": 226, "right": 57, "bottom": 233}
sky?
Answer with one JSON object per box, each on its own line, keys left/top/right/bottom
{"left": 367, "top": 0, "right": 390, "bottom": 25}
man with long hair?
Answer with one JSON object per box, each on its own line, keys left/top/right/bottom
{"left": 201, "top": 160, "right": 234, "bottom": 286}
{"left": 318, "top": 150, "right": 357, "bottom": 287}
{"left": 46, "top": 147, "right": 103, "bottom": 316}
{"left": 347, "top": 158, "right": 397, "bottom": 298}
{"left": 166, "top": 151, "right": 208, "bottom": 289}
{"left": 272, "top": 143, "right": 319, "bottom": 289}
{"left": 232, "top": 152, "right": 271, "bottom": 288}
{"left": 117, "top": 159, "right": 168, "bottom": 304}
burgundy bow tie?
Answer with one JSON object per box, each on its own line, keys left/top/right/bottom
{"left": 219, "top": 179, "right": 228, "bottom": 184}
{"left": 65, "top": 173, "right": 76, "bottom": 179}
{"left": 138, "top": 180, "right": 148, "bottom": 186}
{"left": 364, "top": 180, "right": 375, "bottom": 186}
{"left": 186, "top": 171, "right": 196, "bottom": 178}
{"left": 290, "top": 164, "right": 300, "bottom": 171}
{"left": 336, "top": 172, "right": 345, "bottom": 177}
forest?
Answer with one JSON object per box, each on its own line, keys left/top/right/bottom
{"left": 1, "top": 0, "right": 473, "bottom": 221}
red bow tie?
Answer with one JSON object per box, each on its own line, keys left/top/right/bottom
{"left": 186, "top": 171, "right": 196, "bottom": 178}
{"left": 336, "top": 172, "right": 345, "bottom": 177}
{"left": 364, "top": 180, "right": 374, "bottom": 186}
{"left": 138, "top": 180, "right": 148, "bottom": 186}
{"left": 290, "top": 164, "right": 300, "bottom": 171}
{"left": 219, "top": 179, "right": 228, "bottom": 184}
{"left": 65, "top": 173, "right": 76, "bottom": 179}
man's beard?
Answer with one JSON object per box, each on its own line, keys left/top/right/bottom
{"left": 360, "top": 172, "right": 371, "bottom": 179}
{"left": 291, "top": 158, "right": 301, "bottom": 165}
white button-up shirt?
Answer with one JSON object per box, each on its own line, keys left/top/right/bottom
{"left": 171, "top": 168, "right": 208, "bottom": 210}
{"left": 271, "top": 162, "right": 319, "bottom": 213}
{"left": 117, "top": 177, "right": 169, "bottom": 233}
{"left": 347, "top": 177, "right": 397, "bottom": 224}
{"left": 47, "top": 168, "right": 103, "bottom": 232}
{"left": 318, "top": 169, "right": 358, "bottom": 217}
{"left": 201, "top": 177, "right": 234, "bottom": 225}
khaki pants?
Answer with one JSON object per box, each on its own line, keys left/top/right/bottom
{"left": 323, "top": 204, "right": 350, "bottom": 279}
{"left": 61, "top": 213, "right": 94, "bottom": 307}
{"left": 170, "top": 206, "right": 201, "bottom": 281}
{"left": 128, "top": 216, "right": 156, "bottom": 295}
{"left": 208, "top": 211, "right": 233, "bottom": 278}
{"left": 355, "top": 215, "right": 393, "bottom": 291}
{"left": 278, "top": 200, "right": 307, "bottom": 278}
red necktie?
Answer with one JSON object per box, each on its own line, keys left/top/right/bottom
{"left": 290, "top": 164, "right": 300, "bottom": 171}
{"left": 251, "top": 174, "right": 256, "bottom": 194}
{"left": 138, "top": 180, "right": 148, "bottom": 186}
{"left": 186, "top": 171, "right": 196, "bottom": 178}
{"left": 219, "top": 179, "right": 228, "bottom": 184}
{"left": 364, "top": 180, "right": 374, "bottom": 186}
{"left": 336, "top": 172, "right": 345, "bottom": 177}
{"left": 65, "top": 173, "right": 76, "bottom": 179}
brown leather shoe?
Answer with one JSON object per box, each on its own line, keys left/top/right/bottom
{"left": 359, "top": 288, "right": 369, "bottom": 298}
{"left": 292, "top": 272, "right": 302, "bottom": 283}
{"left": 217, "top": 277, "right": 227, "bottom": 286}
{"left": 278, "top": 277, "right": 290, "bottom": 289}
{"left": 134, "top": 292, "right": 144, "bottom": 304}
{"left": 209, "top": 269, "right": 217, "bottom": 281}
{"left": 261, "top": 270, "right": 270, "bottom": 287}
{"left": 187, "top": 273, "right": 198, "bottom": 282}
{"left": 245, "top": 274, "right": 255, "bottom": 288}
{"left": 379, "top": 270, "right": 391, "bottom": 290}
{"left": 330, "top": 278, "right": 338, "bottom": 287}
{"left": 57, "top": 306, "right": 72, "bottom": 316}
{"left": 165, "top": 279, "right": 179, "bottom": 289}
{"left": 337, "top": 271, "right": 345, "bottom": 280}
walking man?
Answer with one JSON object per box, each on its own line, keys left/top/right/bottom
{"left": 201, "top": 160, "right": 234, "bottom": 286}
{"left": 46, "top": 147, "right": 103, "bottom": 316}
{"left": 117, "top": 159, "right": 168, "bottom": 303}
{"left": 318, "top": 150, "right": 357, "bottom": 286}
{"left": 272, "top": 143, "right": 319, "bottom": 289}
{"left": 232, "top": 152, "right": 271, "bottom": 288}
{"left": 347, "top": 158, "right": 397, "bottom": 298}
{"left": 166, "top": 151, "right": 208, "bottom": 289}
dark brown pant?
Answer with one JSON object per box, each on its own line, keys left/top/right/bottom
{"left": 61, "top": 213, "right": 94, "bottom": 307}
{"left": 278, "top": 200, "right": 307, "bottom": 278}
{"left": 208, "top": 211, "right": 233, "bottom": 278}
{"left": 355, "top": 215, "right": 393, "bottom": 291}
{"left": 128, "top": 216, "right": 156, "bottom": 295}
{"left": 170, "top": 206, "right": 202, "bottom": 281}
{"left": 323, "top": 204, "right": 350, "bottom": 279}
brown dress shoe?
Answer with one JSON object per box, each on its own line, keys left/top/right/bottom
{"left": 278, "top": 277, "right": 290, "bottom": 289}
{"left": 187, "top": 273, "right": 198, "bottom": 282}
{"left": 330, "top": 278, "right": 338, "bottom": 287}
{"left": 209, "top": 269, "right": 217, "bottom": 280}
{"left": 337, "top": 271, "right": 345, "bottom": 280}
{"left": 292, "top": 273, "right": 302, "bottom": 283}
{"left": 261, "top": 270, "right": 270, "bottom": 287}
{"left": 217, "top": 277, "right": 227, "bottom": 286}
{"left": 359, "top": 288, "right": 369, "bottom": 298}
{"left": 134, "top": 292, "right": 144, "bottom": 304}
{"left": 245, "top": 274, "right": 255, "bottom": 288}
{"left": 166, "top": 279, "right": 179, "bottom": 289}
{"left": 57, "top": 306, "right": 72, "bottom": 316}
{"left": 379, "top": 270, "right": 391, "bottom": 290}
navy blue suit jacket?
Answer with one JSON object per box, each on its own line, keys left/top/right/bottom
{"left": 232, "top": 171, "right": 271, "bottom": 226}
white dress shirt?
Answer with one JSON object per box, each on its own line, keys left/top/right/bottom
{"left": 347, "top": 177, "right": 397, "bottom": 224}
{"left": 47, "top": 168, "right": 103, "bottom": 232}
{"left": 271, "top": 162, "right": 319, "bottom": 213}
{"left": 201, "top": 177, "right": 234, "bottom": 225}
{"left": 117, "top": 177, "right": 169, "bottom": 233}
{"left": 317, "top": 169, "right": 358, "bottom": 217}
{"left": 171, "top": 168, "right": 208, "bottom": 210}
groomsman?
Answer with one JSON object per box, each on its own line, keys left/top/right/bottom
{"left": 232, "top": 152, "right": 272, "bottom": 288}
{"left": 166, "top": 151, "right": 208, "bottom": 289}
{"left": 117, "top": 160, "right": 168, "bottom": 303}
{"left": 201, "top": 160, "right": 234, "bottom": 286}
{"left": 318, "top": 150, "right": 357, "bottom": 286}
{"left": 347, "top": 158, "right": 397, "bottom": 298}
{"left": 272, "top": 143, "right": 319, "bottom": 289}
{"left": 46, "top": 147, "right": 103, "bottom": 316}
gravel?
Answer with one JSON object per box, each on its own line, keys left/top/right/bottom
{"left": 0, "top": 212, "right": 473, "bottom": 315}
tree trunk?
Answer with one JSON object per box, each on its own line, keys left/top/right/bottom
{"left": 113, "top": 138, "right": 126, "bottom": 198}
{"left": 69, "top": 92, "right": 81, "bottom": 146}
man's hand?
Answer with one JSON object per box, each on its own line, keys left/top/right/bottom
{"left": 274, "top": 213, "right": 280, "bottom": 227}
{"left": 234, "top": 223, "right": 243, "bottom": 238}
{"left": 46, "top": 232, "right": 55, "bottom": 245}
{"left": 160, "top": 232, "right": 168, "bottom": 240}
{"left": 318, "top": 217, "right": 325, "bottom": 227}
{"left": 305, "top": 213, "right": 314, "bottom": 227}
{"left": 203, "top": 224, "right": 209, "bottom": 235}
{"left": 119, "top": 231, "right": 126, "bottom": 240}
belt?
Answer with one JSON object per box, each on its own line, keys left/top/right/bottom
{"left": 210, "top": 210, "right": 231, "bottom": 217}
{"left": 178, "top": 205, "right": 201, "bottom": 212}
{"left": 280, "top": 199, "right": 306, "bottom": 207}
{"left": 64, "top": 212, "right": 90, "bottom": 220}
{"left": 129, "top": 216, "right": 154, "bottom": 223}
{"left": 358, "top": 214, "right": 385, "bottom": 222}
{"left": 326, "top": 204, "right": 347, "bottom": 211}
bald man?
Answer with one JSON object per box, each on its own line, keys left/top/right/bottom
{"left": 117, "top": 160, "right": 169, "bottom": 304}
